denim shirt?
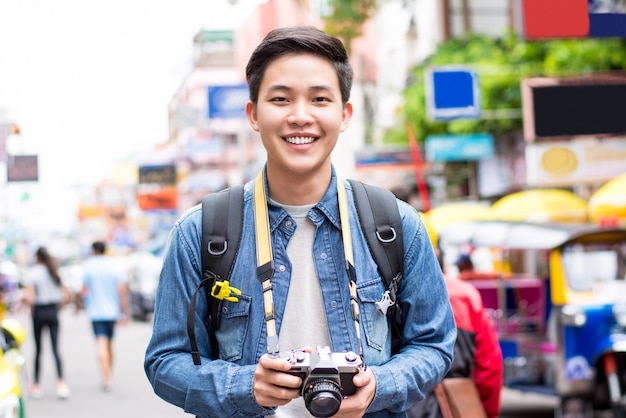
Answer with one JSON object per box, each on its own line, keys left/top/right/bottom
{"left": 144, "top": 170, "right": 456, "bottom": 418}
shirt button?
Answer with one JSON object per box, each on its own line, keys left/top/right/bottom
{"left": 320, "top": 253, "right": 327, "bottom": 259}
{"left": 285, "top": 220, "right": 292, "bottom": 227}
{"left": 331, "top": 301, "right": 338, "bottom": 307}
{"left": 279, "top": 265, "right": 286, "bottom": 272}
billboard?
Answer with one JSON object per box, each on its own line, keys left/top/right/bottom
{"left": 7, "top": 155, "right": 38, "bottom": 182}
{"left": 137, "top": 186, "right": 178, "bottom": 210}
{"left": 138, "top": 164, "right": 177, "bottom": 184}
{"left": 425, "top": 67, "right": 481, "bottom": 121}
{"left": 526, "top": 136, "right": 626, "bottom": 186}
{"left": 522, "top": 0, "right": 626, "bottom": 38}
{"left": 207, "top": 85, "right": 248, "bottom": 119}
{"left": 522, "top": 74, "right": 626, "bottom": 141}
{"left": 425, "top": 134, "right": 494, "bottom": 162}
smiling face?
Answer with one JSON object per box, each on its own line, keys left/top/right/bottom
{"left": 246, "top": 53, "right": 352, "bottom": 186}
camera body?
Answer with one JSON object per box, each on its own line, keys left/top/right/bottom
{"left": 276, "top": 346, "right": 364, "bottom": 417}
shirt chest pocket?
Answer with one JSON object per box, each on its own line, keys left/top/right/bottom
{"left": 214, "top": 294, "right": 252, "bottom": 362}
{"left": 357, "top": 279, "right": 390, "bottom": 351}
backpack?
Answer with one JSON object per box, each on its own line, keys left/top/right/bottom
{"left": 188, "top": 180, "right": 404, "bottom": 364}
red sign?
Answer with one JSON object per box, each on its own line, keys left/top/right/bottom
{"left": 522, "top": 0, "right": 589, "bottom": 38}
{"left": 522, "top": 0, "right": 626, "bottom": 38}
{"left": 137, "top": 186, "right": 178, "bottom": 210}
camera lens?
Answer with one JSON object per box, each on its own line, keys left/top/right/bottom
{"left": 303, "top": 379, "right": 343, "bottom": 417}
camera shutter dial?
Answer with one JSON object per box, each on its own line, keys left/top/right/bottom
{"left": 344, "top": 351, "right": 358, "bottom": 363}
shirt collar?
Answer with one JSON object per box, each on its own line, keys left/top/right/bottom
{"left": 265, "top": 166, "right": 342, "bottom": 230}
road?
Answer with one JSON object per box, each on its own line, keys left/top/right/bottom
{"left": 16, "top": 309, "right": 188, "bottom": 418}
{"left": 14, "top": 308, "right": 558, "bottom": 418}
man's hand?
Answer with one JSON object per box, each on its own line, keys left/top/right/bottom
{"left": 253, "top": 354, "right": 302, "bottom": 407}
{"left": 333, "top": 367, "right": 376, "bottom": 418}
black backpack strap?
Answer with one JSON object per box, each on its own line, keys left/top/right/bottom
{"left": 187, "top": 185, "right": 244, "bottom": 365}
{"left": 348, "top": 180, "right": 404, "bottom": 353}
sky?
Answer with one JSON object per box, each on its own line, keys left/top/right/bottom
{"left": 0, "top": 0, "right": 259, "bottom": 232}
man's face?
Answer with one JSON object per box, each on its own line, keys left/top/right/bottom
{"left": 246, "top": 53, "right": 352, "bottom": 179}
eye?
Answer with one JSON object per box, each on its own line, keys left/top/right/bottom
{"left": 313, "top": 96, "right": 331, "bottom": 103}
{"left": 270, "top": 96, "right": 289, "bottom": 103}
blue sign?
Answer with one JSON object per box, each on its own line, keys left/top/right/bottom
{"left": 207, "top": 84, "right": 249, "bottom": 119}
{"left": 425, "top": 134, "right": 494, "bottom": 162}
{"left": 426, "top": 67, "right": 481, "bottom": 120}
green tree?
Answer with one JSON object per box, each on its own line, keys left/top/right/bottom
{"left": 386, "top": 32, "right": 626, "bottom": 144}
{"left": 323, "top": 0, "right": 377, "bottom": 53}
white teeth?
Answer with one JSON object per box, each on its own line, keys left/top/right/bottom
{"left": 285, "top": 136, "right": 315, "bottom": 145}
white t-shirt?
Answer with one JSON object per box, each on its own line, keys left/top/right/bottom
{"left": 273, "top": 203, "right": 331, "bottom": 418}
{"left": 23, "top": 264, "right": 63, "bottom": 305}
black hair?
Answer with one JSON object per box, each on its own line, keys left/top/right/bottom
{"left": 245, "top": 26, "right": 353, "bottom": 106}
{"left": 92, "top": 241, "right": 106, "bottom": 255}
{"left": 35, "top": 246, "right": 62, "bottom": 287}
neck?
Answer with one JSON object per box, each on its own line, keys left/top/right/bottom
{"left": 265, "top": 166, "right": 331, "bottom": 206}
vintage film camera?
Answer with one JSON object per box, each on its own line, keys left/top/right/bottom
{"left": 276, "top": 346, "right": 365, "bottom": 417}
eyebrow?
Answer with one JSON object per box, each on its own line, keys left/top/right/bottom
{"left": 266, "top": 84, "right": 335, "bottom": 94}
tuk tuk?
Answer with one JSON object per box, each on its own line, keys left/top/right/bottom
{"left": 438, "top": 221, "right": 626, "bottom": 418}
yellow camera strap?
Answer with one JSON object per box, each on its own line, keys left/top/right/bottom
{"left": 253, "top": 169, "right": 363, "bottom": 358}
{"left": 337, "top": 175, "right": 364, "bottom": 356}
{"left": 254, "top": 171, "right": 279, "bottom": 354}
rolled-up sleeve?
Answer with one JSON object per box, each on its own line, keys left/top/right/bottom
{"left": 143, "top": 208, "right": 274, "bottom": 418}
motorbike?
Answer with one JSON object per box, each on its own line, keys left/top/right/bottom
{"left": 439, "top": 220, "right": 626, "bottom": 418}
{"left": 0, "top": 317, "right": 26, "bottom": 418}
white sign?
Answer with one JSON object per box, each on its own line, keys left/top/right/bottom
{"left": 526, "top": 136, "right": 626, "bottom": 186}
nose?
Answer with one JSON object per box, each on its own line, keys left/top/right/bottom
{"left": 287, "top": 101, "right": 314, "bottom": 125}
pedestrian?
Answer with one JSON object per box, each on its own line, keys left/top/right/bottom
{"left": 80, "top": 241, "right": 130, "bottom": 392}
{"left": 407, "top": 220, "right": 503, "bottom": 418}
{"left": 144, "top": 26, "right": 456, "bottom": 417}
{"left": 23, "top": 246, "right": 72, "bottom": 400}
{"left": 454, "top": 253, "right": 474, "bottom": 279}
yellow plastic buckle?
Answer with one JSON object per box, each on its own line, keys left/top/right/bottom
{"left": 211, "top": 280, "right": 242, "bottom": 302}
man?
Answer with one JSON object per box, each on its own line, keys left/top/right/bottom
{"left": 407, "top": 224, "right": 503, "bottom": 418}
{"left": 144, "top": 26, "right": 455, "bottom": 417}
{"left": 81, "top": 241, "right": 129, "bottom": 391}
{"left": 407, "top": 272, "right": 503, "bottom": 418}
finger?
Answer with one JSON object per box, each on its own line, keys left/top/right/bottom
{"left": 332, "top": 369, "right": 375, "bottom": 417}
{"left": 333, "top": 394, "right": 369, "bottom": 418}
{"left": 259, "top": 353, "right": 294, "bottom": 372}
{"left": 253, "top": 382, "right": 300, "bottom": 407}
{"left": 352, "top": 369, "right": 371, "bottom": 388}
{"left": 258, "top": 354, "right": 303, "bottom": 388}
{"left": 253, "top": 356, "right": 303, "bottom": 407}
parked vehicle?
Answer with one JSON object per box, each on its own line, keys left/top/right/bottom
{"left": 126, "top": 251, "right": 162, "bottom": 321}
{"left": 126, "top": 233, "right": 168, "bottom": 321}
{"left": 0, "top": 317, "right": 26, "bottom": 418}
{"left": 439, "top": 221, "right": 626, "bottom": 418}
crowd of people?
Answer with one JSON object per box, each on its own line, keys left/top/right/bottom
{"left": 0, "top": 241, "right": 129, "bottom": 401}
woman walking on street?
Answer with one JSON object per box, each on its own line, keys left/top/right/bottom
{"left": 23, "top": 246, "right": 71, "bottom": 400}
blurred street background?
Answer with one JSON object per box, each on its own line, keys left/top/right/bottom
{"left": 17, "top": 309, "right": 187, "bottom": 418}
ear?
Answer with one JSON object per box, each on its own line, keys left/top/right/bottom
{"left": 340, "top": 102, "right": 353, "bottom": 132}
{"left": 245, "top": 101, "right": 259, "bottom": 131}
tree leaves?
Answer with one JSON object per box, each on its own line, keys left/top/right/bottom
{"left": 393, "top": 32, "right": 626, "bottom": 144}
